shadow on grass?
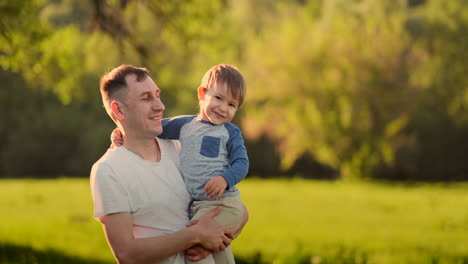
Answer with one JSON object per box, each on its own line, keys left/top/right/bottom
{"left": 3, "top": 242, "right": 468, "bottom": 264}
{"left": 234, "top": 247, "right": 371, "bottom": 264}
{"left": 235, "top": 250, "right": 468, "bottom": 264}
{"left": 234, "top": 250, "right": 370, "bottom": 264}
{"left": 0, "top": 242, "right": 112, "bottom": 264}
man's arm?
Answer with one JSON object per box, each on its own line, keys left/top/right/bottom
{"left": 101, "top": 207, "right": 232, "bottom": 264}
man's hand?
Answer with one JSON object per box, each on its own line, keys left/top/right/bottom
{"left": 184, "top": 216, "right": 214, "bottom": 261}
{"left": 193, "top": 206, "right": 233, "bottom": 252}
{"left": 204, "top": 176, "right": 228, "bottom": 200}
{"left": 110, "top": 128, "right": 124, "bottom": 148}
{"left": 184, "top": 245, "right": 212, "bottom": 262}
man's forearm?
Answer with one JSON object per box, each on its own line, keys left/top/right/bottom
{"left": 102, "top": 213, "right": 201, "bottom": 264}
{"left": 119, "top": 229, "right": 201, "bottom": 263}
{"left": 102, "top": 207, "right": 231, "bottom": 264}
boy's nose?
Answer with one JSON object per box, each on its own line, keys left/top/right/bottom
{"left": 219, "top": 103, "right": 227, "bottom": 112}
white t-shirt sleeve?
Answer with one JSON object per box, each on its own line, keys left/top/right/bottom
{"left": 91, "top": 163, "right": 130, "bottom": 222}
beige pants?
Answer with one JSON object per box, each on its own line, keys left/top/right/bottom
{"left": 187, "top": 195, "right": 243, "bottom": 264}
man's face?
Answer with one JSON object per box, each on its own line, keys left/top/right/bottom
{"left": 199, "top": 82, "right": 239, "bottom": 125}
{"left": 121, "top": 74, "right": 165, "bottom": 138}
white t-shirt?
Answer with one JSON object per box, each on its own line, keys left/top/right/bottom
{"left": 90, "top": 138, "right": 191, "bottom": 264}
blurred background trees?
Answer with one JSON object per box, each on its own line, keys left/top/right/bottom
{"left": 1, "top": 0, "right": 467, "bottom": 181}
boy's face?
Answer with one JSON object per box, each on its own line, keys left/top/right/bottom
{"left": 199, "top": 82, "right": 239, "bottom": 125}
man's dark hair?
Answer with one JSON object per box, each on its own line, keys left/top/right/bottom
{"left": 100, "top": 64, "right": 149, "bottom": 121}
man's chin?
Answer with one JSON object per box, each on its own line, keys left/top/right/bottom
{"left": 151, "top": 129, "right": 163, "bottom": 137}
{"left": 142, "top": 128, "right": 162, "bottom": 139}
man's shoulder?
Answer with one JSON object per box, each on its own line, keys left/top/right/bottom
{"left": 91, "top": 148, "right": 128, "bottom": 175}
{"left": 90, "top": 150, "right": 113, "bottom": 183}
{"left": 157, "top": 138, "right": 181, "bottom": 152}
{"left": 93, "top": 147, "right": 123, "bottom": 164}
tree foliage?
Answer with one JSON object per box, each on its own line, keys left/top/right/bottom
{"left": 1, "top": 0, "right": 468, "bottom": 179}
{"left": 239, "top": 0, "right": 468, "bottom": 179}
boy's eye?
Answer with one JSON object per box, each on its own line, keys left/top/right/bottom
{"left": 215, "top": 96, "right": 222, "bottom": 100}
{"left": 229, "top": 104, "right": 237, "bottom": 108}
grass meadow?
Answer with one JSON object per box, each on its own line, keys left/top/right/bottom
{"left": 1, "top": 178, "right": 468, "bottom": 263}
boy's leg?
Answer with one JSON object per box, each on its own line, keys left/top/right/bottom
{"left": 213, "top": 246, "right": 235, "bottom": 264}
{"left": 191, "top": 195, "right": 243, "bottom": 228}
{"left": 190, "top": 195, "right": 243, "bottom": 264}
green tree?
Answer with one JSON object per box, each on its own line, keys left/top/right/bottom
{"left": 239, "top": 0, "right": 417, "bottom": 179}
{"left": 2, "top": 0, "right": 468, "bottom": 180}
{"left": 239, "top": 0, "right": 468, "bottom": 180}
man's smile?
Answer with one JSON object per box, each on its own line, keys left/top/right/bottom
{"left": 149, "top": 114, "right": 163, "bottom": 121}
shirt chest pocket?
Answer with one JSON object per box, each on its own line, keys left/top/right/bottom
{"left": 200, "top": 136, "right": 221, "bottom": 158}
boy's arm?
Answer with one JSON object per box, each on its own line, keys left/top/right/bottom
{"left": 220, "top": 125, "right": 249, "bottom": 188}
{"left": 158, "top": 116, "right": 195, "bottom": 140}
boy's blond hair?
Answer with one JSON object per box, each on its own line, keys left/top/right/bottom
{"left": 200, "top": 64, "right": 246, "bottom": 107}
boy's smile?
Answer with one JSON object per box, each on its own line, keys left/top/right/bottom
{"left": 199, "top": 82, "right": 239, "bottom": 125}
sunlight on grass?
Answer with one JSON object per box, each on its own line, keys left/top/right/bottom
{"left": 1, "top": 178, "right": 468, "bottom": 263}
{"left": 0, "top": 178, "right": 113, "bottom": 263}
{"left": 233, "top": 179, "right": 468, "bottom": 263}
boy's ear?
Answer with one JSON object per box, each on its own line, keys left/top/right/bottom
{"left": 197, "top": 86, "right": 207, "bottom": 101}
{"left": 110, "top": 100, "right": 125, "bottom": 121}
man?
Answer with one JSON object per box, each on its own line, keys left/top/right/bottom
{"left": 90, "top": 65, "right": 247, "bottom": 264}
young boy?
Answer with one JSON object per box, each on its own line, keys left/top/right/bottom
{"left": 112, "top": 64, "right": 248, "bottom": 264}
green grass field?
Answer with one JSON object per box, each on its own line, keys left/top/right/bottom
{"left": 1, "top": 178, "right": 468, "bottom": 264}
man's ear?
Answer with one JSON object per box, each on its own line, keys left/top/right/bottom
{"left": 197, "top": 86, "right": 207, "bottom": 101}
{"left": 110, "top": 100, "right": 125, "bottom": 121}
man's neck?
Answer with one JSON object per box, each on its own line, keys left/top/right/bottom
{"left": 122, "top": 134, "right": 161, "bottom": 162}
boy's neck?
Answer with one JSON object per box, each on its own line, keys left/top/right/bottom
{"left": 197, "top": 114, "right": 218, "bottom": 125}
{"left": 122, "top": 133, "right": 161, "bottom": 162}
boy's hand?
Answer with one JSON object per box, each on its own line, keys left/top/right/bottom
{"left": 110, "top": 128, "right": 124, "bottom": 148}
{"left": 204, "top": 176, "right": 228, "bottom": 200}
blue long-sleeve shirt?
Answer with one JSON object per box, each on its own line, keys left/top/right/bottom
{"left": 159, "top": 115, "right": 249, "bottom": 200}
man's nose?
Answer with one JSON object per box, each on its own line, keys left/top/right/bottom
{"left": 152, "top": 98, "right": 165, "bottom": 111}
